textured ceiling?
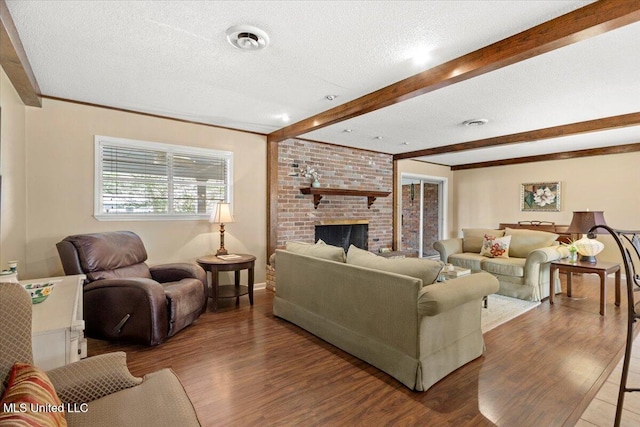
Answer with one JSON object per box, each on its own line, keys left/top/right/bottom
{"left": 7, "top": 0, "right": 639, "bottom": 166}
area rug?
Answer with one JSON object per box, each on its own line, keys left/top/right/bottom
{"left": 481, "top": 294, "right": 540, "bottom": 333}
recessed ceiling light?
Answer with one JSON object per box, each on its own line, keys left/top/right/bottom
{"left": 325, "top": 95, "right": 338, "bottom": 101}
{"left": 401, "top": 142, "right": 410, "bottom": 145}
{"left": 374, "top": 136, "right": 384, "bottom": 140}
{"left": 462, "top": 118, "right": 489, "bottom": 127}
{"left": 280, "top": 113, "right": 290, "bottom": 123}
{"left": 406, "top": 46, "right": 435, "bottom": 66}
{"left": 343, "top": 129, "right": 352, "bottom": 133}
{"left": 226, "top": 25, "right": 269, "bottom": 51}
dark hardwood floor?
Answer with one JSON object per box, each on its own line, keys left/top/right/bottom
{"left": 89, "top": 274, "right": 627, "bottom": 426}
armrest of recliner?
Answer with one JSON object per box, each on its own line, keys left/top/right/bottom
{"left": 84, "top": 278, "right": 169, "bottom": 345}
{"left": 433, "top": 238, "right": 464, "bottom": 263}
{"left": 85, "top": 277, "right": 166, "bottom": 298}
{"left": 47, "top": 352, "right": 142, "bottom": 404}
{"left": 150, "top": 263, "right": 207, "bottom": 285}
{"left": 417, "top": 272, "right": 499, "bottom": 316}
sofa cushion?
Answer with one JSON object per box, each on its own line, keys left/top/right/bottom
{"left": 448, "top": 253, "right": 487, "bottom": 271}
{"left": 479, "top": 234, "right": 511, "bottom": 258}
{"left": 462, "top": 228, "right": 505, "bottom": 253}
{"left": 285, "top": 240, "right": 346, "bottom": 263}
{"left": 346, "top": 245, "right": 443, "bottom": 285}
{"left": 0, "top": 362, "right": 67, "bottom": 427}
{"left": 482, "top": 257, "right": 526, "bottom": 277}
{"left": 504, "top": 228, "right": 558, "bottom": 258}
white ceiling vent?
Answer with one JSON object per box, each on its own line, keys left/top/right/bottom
{"left": 462, "top": 118, "right": 489, "bottom": 127}
{"left": 226, "top": 25, "right": 269, "bottom": 51}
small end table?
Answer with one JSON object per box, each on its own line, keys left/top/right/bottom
{"left": 549, "top": 259, "right": 621, "bottom": 316}
{"left": 197, "top": 254, "right": 256, "bottom": 311}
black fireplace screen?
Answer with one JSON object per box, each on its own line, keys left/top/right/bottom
{"left": 315, "top": 223, "right": 368, "bottom": 252}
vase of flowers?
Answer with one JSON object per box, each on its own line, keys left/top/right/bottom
{"left": 563, "top": 239, "right": 579, "bottom": 262}
{"left": 300, "top": 166, "right": 321, "bottom": 187}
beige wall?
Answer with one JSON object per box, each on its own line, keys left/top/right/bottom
{"left": 395, "top": 160, "right": 455, "bottom": 250}
{"left": 453, "top": 153, "right": 640, "bottom": 263}
{"left": 24, "top": 98, "right": 267, "bottom": 281}
{"left": 0, "top": 69, "right": 28, "bottom": 273}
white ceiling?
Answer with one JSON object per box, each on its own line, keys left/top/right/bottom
{"left": 6, "top": 0, "right": 639, "bottom": 167}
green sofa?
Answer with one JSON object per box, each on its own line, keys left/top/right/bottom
{"left": 273, "top": 243, "right": 499, "bottom": 392}
{"left": 434, "top": 227, "right": 568, "bottom": 301}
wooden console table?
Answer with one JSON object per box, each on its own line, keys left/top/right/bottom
{"left": 549, "top": 259, "right": 621, "bottom": 316}
{"left": 499, "top": 221, "right": 571, "bottom": 243}
{"left": 300, "top": 187, "right": 390, "bottom": 209}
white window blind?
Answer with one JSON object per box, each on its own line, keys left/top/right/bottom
{"left": 95, "top": 136, "right": 233, "bottom": 220}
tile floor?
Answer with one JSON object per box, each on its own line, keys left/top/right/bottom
{"left": 578, "top": 332, "right": 640, "bottom": 426}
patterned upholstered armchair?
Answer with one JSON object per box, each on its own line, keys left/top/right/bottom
{"left": 56, "top": 231, "right": 207, "bottom": 345}
{"left": 0, "top": 282, "right": 201, "bottom": 426}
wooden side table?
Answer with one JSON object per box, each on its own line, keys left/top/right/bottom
{"left": 197, "top": 254, "right": 256, "bottom": 311}
{"left": 549, "top": 259, "right": 621, "bottom": 315}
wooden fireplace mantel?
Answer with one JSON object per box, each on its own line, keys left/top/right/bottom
{"left": 300, "top": 187, "right": 390, "bottom": 209}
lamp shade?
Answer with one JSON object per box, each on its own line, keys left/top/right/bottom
{"left": 209, "top": 203, "right": 235, "bottom": 224}
{"left": 566, "top": 211, "right": 607, "bottom": 234}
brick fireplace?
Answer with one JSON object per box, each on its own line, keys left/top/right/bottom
{"left": 275, "top": 138, "right": 393, "bottom": 253}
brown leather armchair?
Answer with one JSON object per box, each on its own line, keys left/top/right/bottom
{"left": 57, "top": 231, "right": 207, "bottom": 345}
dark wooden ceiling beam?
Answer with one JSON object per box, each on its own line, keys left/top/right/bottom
{"left": 393, "top": 112, "right": 640, "bottom": 161}
{"left": 451, "top": 142, "right": 640, "bottom": 171}
{"left": 0, "top": 0, "right": 41, "bottom": 107}
{"left": 267, "top": 0, "right": 640, "bottom": 143}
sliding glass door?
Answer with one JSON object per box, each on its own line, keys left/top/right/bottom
{"left": 400, "top": 174, "right": 446, "bottom": 258}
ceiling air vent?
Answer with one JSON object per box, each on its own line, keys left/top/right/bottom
{"left": 226, "top": 25, "right": 269, "bottom": 51}
{"left": 462, "top": 118, "right": 489, "bottom": 127}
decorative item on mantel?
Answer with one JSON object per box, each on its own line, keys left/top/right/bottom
{"left": 210, "top": 202, "right": 235, "bottom": 256}
{"left": 300, "top": 166, "right": 321, "bottom": 188}
{"left": 566, "top": 210, "right": 607, "bottom": 263}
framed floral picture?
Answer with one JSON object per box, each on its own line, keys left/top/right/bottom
{"left": 520, "top": 182, "right": 561, "bottom": 212}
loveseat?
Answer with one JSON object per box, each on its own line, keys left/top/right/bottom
{"left": 434, "top": 228, "right": 568, "bottom": 301}
{"left": 0, "top": 282, "right": 200, "bottom": 426}
{"left": 273, "top": 242, "right": 499, "bottom": 391}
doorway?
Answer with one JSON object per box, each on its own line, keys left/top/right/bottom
{"left": 400, "top": 174, "right": 447, "bottom": 258}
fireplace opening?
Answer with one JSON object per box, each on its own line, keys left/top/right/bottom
{"left": 315, "top": 222, "right": 368, "bottom": 252}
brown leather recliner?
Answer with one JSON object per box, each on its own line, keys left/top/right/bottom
{"left": 57, "top": 231, "right": 208, "bottom": 345}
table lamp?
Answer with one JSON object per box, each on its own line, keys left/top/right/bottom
{"left": 566, "top": 210, "right": 607, "bottom": 263}
{"left": 210, "top": 203, "right": 235, "bottom": 256}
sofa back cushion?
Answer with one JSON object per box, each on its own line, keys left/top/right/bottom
{"left": 285, "top": 240, "right": 346, "bottom": 263}
{"left": 504, "top": 227, "right": 559, "bottom": 258}
{"left": 462, "top": 228, "right": 505, "bottom": 253}
{"left": 346, "top": 245, "right": 443, "bottom": 285}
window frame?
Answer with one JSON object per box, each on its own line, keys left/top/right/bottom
{"left": 94, "top": 135, "right": 233, "bottom": 221}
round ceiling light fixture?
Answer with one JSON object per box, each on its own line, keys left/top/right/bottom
{"left": 226, "top": 25, "right": 270, "bottom": 51}
{"left": 462, "top": 118, "right": 489, "bottom": 127}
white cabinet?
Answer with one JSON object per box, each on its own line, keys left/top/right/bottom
{"left": 25, "top": 274, "right": 87, "bottom": 370}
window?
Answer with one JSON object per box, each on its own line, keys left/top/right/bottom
{"left": 95, "top": 136, "right": 233, "bottom": 220}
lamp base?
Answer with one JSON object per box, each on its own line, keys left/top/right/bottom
{"left": 216, "top": 247, "right": 228, "bottom": 256}
{"left": 580, "top": 255, "right": 597, "bottom": 263}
